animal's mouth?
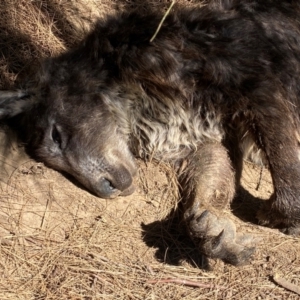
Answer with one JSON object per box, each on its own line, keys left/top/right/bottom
{"left": 119, "top": 183, "right": 136, "bottom": 196}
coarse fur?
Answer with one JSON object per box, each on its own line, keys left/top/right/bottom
{"left": 1, "top": 0, "right": 300, "bottom": 265}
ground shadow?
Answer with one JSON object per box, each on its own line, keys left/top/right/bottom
{"left": 141, "top": 209, "right": 211, "bottom": 270}
{"left": 231, "top": 186, "right": 266, "bottom": 225}
{"left": 0, "top": 30, "right": 41, "bottom": 89}
{"left": 142, "top": 185, "right": 267, "bottom": 269}
{"left": 0, "top": 1, "right": 86, "bottom": 181}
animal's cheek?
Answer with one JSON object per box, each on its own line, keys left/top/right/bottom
{"left": 33, "top": 142, "right": 66, "bottom": 171}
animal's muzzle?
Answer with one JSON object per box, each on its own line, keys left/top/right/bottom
{"left": 95, "top": 165, "right": 135, "bottom": 199}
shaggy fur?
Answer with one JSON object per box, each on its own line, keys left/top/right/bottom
{"left": 1, "top": 0, "right": 300, "bottom": 265}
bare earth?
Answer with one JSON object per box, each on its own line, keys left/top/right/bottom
{"left": 0, "top": 1, "right": 300, "bottom": 299}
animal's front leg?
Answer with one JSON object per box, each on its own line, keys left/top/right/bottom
{"left": 179, "top": 142, "right": 256, "bottom": 265}
{"left": 253, "top": 110, "right": 300, "bottom": 235}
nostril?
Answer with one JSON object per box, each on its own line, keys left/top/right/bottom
{"left": 101, "top": 178, "right": 117, "bottom": 192}
{"left": 96, "top": 165, "right": 134, "bottom": 198}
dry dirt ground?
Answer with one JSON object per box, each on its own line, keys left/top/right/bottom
{"left": 0, "top": 1, "right": 300, "bottom": 299}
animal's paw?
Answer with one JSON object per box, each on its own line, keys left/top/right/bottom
{"left": 257, "top": 199, "right": 300, "bottom": 236}
{"left": 187, "top": 210, "right": 257, "bottom": 266}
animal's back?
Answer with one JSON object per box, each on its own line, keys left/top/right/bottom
{"left": 91, "top": 0, "right": 300, "bottom": 161}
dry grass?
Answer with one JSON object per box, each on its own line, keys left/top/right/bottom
{"left": 0, "top": 1, "right": 300, "bottom": 299}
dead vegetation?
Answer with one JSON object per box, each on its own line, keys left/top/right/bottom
{"left": 0, "top": 1, "right": 300, "bottom": 299}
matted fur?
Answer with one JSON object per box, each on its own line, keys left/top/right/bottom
{"left": 1, "top": 0, "right": 300, "bottom": 264}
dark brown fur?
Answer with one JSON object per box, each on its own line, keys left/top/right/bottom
{"left": 1, "top": 0, "right": 300, "bottom": 265}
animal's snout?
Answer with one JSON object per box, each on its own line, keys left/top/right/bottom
{"left": 95, "top": 165, "right": 135, "bottom": 199}
{"left": 98, "top": 178, "right": 119, "bottom": 198}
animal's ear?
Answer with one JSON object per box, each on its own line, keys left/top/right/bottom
{"left": 0, "top": 90, "right": 35, "bottom": 119}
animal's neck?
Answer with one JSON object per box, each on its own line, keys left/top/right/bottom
{"left": 124, "top": 84, "right": 224, "bottom": 163}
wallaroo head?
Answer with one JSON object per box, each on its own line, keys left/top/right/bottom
{"left": 0, "top": 53, "right": 137, "bottom": 199}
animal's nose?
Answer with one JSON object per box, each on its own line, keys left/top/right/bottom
{"left": 95, "top": 166, "right": 134, "bottom": 199}
{"left": 98, "top": 178, "right": 119, "bottom": 198}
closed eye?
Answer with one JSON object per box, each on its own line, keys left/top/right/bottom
{"left": 51, "top": 125, "right": 62, "bottom": 148}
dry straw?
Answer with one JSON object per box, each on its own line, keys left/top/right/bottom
{"left": 0, "top": 1, "right": 299, "bottom": 299}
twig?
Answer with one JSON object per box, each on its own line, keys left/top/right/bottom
{"left": 255, "top": 165, "right": 263, "bottom": 191}
{"left": 150, "top": 1, "right": 176, "bottom": 43}
{"left": 91, "top": 274, "right": 113, "bottom": 286}
{"left": 146, "top": 278, "right": 226, "bottom": 289}
{"left": 273, "top": 274, "right": 300, "bottom": 295}
{"left": 146, "top": 265, "right": 155, "bottom": 275}
{"left": 40, "top": 183, "right": 54, "bottom": 230}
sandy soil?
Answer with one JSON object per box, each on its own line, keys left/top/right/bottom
{"left": 0, "top": 1, "right": 300, "bottom": 299}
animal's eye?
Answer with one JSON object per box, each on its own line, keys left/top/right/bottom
{"left": 51, "top": 125, "right": 62, "bottom": 148}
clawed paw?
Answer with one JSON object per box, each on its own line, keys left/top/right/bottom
{"left": 187, "top": 210, "right": 257, "bottom": 266}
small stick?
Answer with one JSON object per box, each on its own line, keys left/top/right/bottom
{"left": 146, "top": 278, "right": 226, "bottom": 289}
{"left": 92, "top": 274, "right": 113, "bottom": 286}
{"left": 273, "top": 274, "right": 300, "bottom": 295}
{"left": 255, "top": 165, "right": 263, "bottom": 191}
{"left": 150, "top": 1, "right": 176, "bottom": 43}
{"left": 146, "top": 265, "right": 155, "bottom": 275}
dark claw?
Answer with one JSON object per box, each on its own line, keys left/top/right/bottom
{"left": 196, "top": 210, "right": 209, "bottom": 223}
{"left": 211, "top": 229, "right": 225, "bottom": 250}
{"left": 188, "top": 210, "right": 257, "bottom": 265}
{"left": 201, "top": 230, "right": 226, "bottom": 257}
